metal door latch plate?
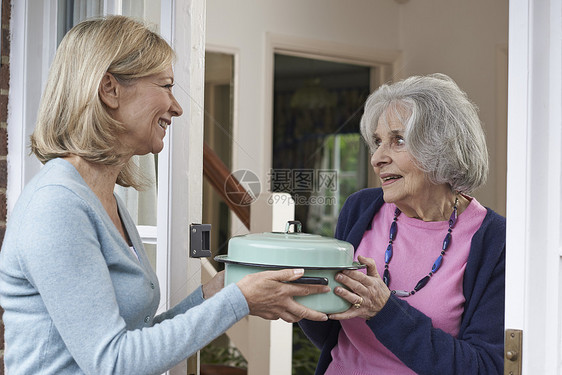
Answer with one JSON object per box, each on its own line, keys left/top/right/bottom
{"left": 505, "top": 329, "right": 522, "bottom": 375}
{"left": 189, "top": 224, "right": 212, "bottom": 258}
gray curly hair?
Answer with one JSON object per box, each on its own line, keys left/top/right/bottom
{"left": 360, "top": 73, "right": 488, "bottom": 193}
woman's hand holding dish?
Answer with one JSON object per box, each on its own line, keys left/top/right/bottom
{"left": 328, "top": 255, "right": 391, "bottom": 321}
{"left": 237, "top": 268, "right": 330, "bottom": 323}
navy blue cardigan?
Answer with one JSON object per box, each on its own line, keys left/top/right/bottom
{"left": 299, "top": 188, "right": 505, "bottom": 374}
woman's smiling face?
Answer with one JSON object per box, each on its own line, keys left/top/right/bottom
{"left": 370, "top": 110, "right": 432, "bottom": 210}
{"left": 112, "top": 65, "right": 183, "bottom": 156}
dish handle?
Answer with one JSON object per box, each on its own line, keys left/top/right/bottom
{"left": 288, "top": 276, "right": 329, "bottom": 285}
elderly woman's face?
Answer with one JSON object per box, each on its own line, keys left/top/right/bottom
{"left": 112, "top": 65, "right": 183, "bottom": 155}
{"left": 370, "top": 111, "right": 430, "bottom": 208}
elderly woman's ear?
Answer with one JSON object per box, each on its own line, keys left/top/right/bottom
{"left": 98, "top": 72, "right": 120, "bottom": 109}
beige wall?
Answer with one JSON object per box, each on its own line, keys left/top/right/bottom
{"left": 206, "top": 0, "right": 509, "bottom": 219}
{"left": 398, "top": 0, "right": 509, "bottom": 213}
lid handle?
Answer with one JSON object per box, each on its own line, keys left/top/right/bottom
{"left": 285, "top": 221, "right": 302, "bottom": 233}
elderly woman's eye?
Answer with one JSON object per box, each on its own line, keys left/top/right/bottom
{"left": 395, "top": 136, "right": 405, "bottom": 146}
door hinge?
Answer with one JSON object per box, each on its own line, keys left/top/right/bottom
{"left": 504, "top": 329, "right": 522, "bottom": 375}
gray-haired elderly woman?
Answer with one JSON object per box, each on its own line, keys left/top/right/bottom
{"left": 299, "top": 73, "right": 505, "bottom": 375}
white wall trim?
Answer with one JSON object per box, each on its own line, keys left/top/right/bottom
{"left": 505, "top": 0, "right": 562, "bottom": 372}
{"left": 7, "top": 0, "right": 56, "bottom": 216}
{"left": 204, "top": 44, "right": 242, "bottom": 239}
{"left": 267, "top": 33, "right": 401, "bottom": 67}
{"left": 545, "top": 0, "right": 562, "bottom": 371}
{"left": 505, "top": 0, "right": 530, "bottom": 329}
{"left": 494, "top": 45, "right": 508, "bottom": 217}
{"left": 205, "top": 43, "right": 240, "bottom": 173}
{"left": 152, "top": 0, "right": 174, "bottom": 320}
{"left": 168, "top": 0, "right": 206, "bottom": 373}
{"left": 7, "top": 0, "right": 26, "bottom": 215}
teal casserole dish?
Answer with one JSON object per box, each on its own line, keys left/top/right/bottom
{"left": 215, "top": 221, "right": 365, "bottom": 314}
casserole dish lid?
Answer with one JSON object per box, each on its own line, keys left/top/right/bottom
{"left": 219, "top": 221, "right": 357, "bottom": 268}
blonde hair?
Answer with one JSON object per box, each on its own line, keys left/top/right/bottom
{"left": 31, "top": 15, "right": 175, "bottom": 188}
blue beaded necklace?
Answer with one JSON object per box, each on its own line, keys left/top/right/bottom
{"left": 383, "top": 197, "right": 458, "bottom": 297}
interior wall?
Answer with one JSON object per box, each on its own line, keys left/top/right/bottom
{"left": 205, "top": 0, "right": 509, "bottom": 234}
{"left": 398, "top": 0, "right": 509, "bottom": 213}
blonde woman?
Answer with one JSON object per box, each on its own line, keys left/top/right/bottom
{"left": 0, "top": 16, "right": 328, "bottom": 375}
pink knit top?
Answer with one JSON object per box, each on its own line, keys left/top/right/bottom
{"left": 326, "top": 198, "right": 487, "bottom": 375}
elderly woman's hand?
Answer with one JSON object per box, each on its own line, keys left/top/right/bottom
{"left": 328, "top": 255, "right": 391, "bottom": 321}
{"left": 237, "top": 269, "right": 330, "bottom": 323}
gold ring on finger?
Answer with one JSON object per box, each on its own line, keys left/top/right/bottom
{"left": 353, "top": 296, "right": 363, "bottom": 309}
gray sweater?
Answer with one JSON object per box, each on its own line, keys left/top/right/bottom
{"left": 0, "top": 158, "right": 249, "bottom": 374}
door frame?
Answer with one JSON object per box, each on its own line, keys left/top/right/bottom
{"left": 505, "top": 0, "right": 562, "bottom": 372}
{"left": 263, "top": 33, "right": 401, "bottom": 188}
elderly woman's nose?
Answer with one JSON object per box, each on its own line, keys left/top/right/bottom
{"left": 371, "top": 145, "right": 390, "bottom": 168}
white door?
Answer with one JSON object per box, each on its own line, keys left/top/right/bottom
{"left": 8, "top": 1, "right": 206, "bottom": 374}
{"left": 505, "top": 0, "right": 562, "bottom": 373}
